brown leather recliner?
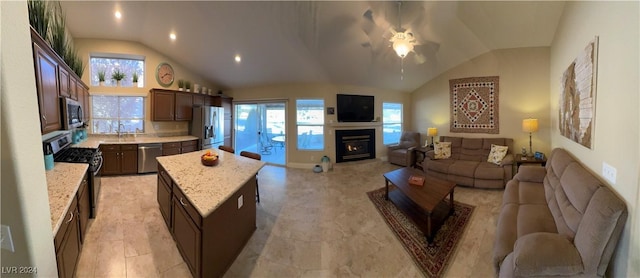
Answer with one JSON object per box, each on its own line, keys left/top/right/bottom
{"left": 387, "top": 131, "right": 420, "bottom": 167}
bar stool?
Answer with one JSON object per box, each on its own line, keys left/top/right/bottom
{"left": 218, "top": 145, "right": 235, "bottom": 154}
{"left": 240, "top": 151, "right": 261, "bottom": 202}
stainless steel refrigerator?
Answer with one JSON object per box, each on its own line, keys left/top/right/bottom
{"left": 190, "top": 106, "right": 224, "bottom": 150}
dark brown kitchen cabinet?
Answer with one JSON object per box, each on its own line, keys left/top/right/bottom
{"left": 175, "top": 93, "right": 193, "bottom": 121}
{"left": 205, "top": 95, "right": 222, "bottom": 107}
{"left": 162, "top": 142, "right": 181, "bottom": 156}
{"left": 32, "top": 41, "right": 62, "bottom": 134}
{"left": 172, "top": 191, "right": 202, "bottom": 277}
{"left": 58, "top": 66, "right": 71, "bottom": 98}
{"left": 101, "top": 144, "right": 138, "bottom": 175}
{"left": 193, "top": 95, "right": 205, "bottom": 107}
{"left": 77, "top": 172, "right": 90, "bottom": 243}
{"left": 76, "top": 82, "right": 90, "bottom": 121}
{"left": 157, "top": 165, "right": 173, "bottom": 229}
{"left": 54, "top": 196, "right": 80, "bottom": 278}
{"left": 150, "top": 90, "right": 175, "bottom": 121}
{"left": 181, "top": 140, "right": 198, "bottom": 153}
{"left": 31, "top": 27, "right": 90, "bottom": 135}
{"left": 150, "top": 89, "right": 193, "bottom": 121}
{"left": 221, "top": 97, "right": 233, "bottom": 146}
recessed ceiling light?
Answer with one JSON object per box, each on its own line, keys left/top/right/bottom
{"left": 234, "top": 55, "right": 242, "bottom": 63}
{"left": 169, "top": 33, "right": 177, "bottom": 40}
{"left": 115, "top": 11, "right": 122, "bottom": 19}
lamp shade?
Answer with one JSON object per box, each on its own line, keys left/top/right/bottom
{"left": 522, "top": 119, "right": 539, "bottom": 133}
{"left": 427, "top": 128, "right": 438, "bottom": 136}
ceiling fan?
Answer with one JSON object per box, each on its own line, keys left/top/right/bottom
{"left": 360, "top": 1, "right": 440, "bottom": 67}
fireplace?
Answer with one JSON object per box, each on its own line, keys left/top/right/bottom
{"left": 335, "top": 129, "right": 375, "bottom": 163}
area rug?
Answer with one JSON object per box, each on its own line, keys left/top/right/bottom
{"left": 449, "top": 76, "right": 499, "bottom": 134}
{"left": 367, "top": 187, "right": 474, "bottom": 278}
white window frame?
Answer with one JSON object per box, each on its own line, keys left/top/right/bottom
{"left": 296, "top": 99, "right": 325, "bottom": 151}
{"left": 91, "top": 95, "right": 145, "bottom": 134}
{"left": 89, "top": 53, "right": 145, "bottom": 87}
{"left": 382, "top": 102, "right": 403, "bottom": 145}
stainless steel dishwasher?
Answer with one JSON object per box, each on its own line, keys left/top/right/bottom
{"left": 138, "top": 143, "right": 163, "bottom": 173}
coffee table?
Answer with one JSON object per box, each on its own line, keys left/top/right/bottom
{"left": 383, "top": 167, "right": 456, "bottom": 243}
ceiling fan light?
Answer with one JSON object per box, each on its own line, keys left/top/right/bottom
{"left": 393, "top": 39, "right": 413, "bottom": 58}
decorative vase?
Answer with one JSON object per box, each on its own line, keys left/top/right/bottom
{"left": 313, "top": 165, "right": 323, "bottom": 173}
{"left": 321, "top": 156, "right": 331, "bottom": 172}
{"left": 178, "top": 88, "right": 183, "bottom": 91}
{"left": 99, "top": 81, "right": 105, "bottom": 86}
{"left": 133, "top": 82, "right": 138, "bottom": 88}
{"left": 116, "top": 80, "right": 121, "bottom": 87}
{"left": 186, "top": 89, "right": 190, "bottom": 92}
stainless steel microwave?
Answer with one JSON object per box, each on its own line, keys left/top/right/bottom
{"left": 62, "top": 97, "right": 83, "bottom": 130}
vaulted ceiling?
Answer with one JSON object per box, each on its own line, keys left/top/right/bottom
{"left": 60, "top": 1, "right": 565, "bottom": 92}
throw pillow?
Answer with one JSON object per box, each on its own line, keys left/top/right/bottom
{"left": 487, "top": 144, "right": 509, "bottom": 165}
{"left": 434, "top": 141, "right": 452, "bottom": 159}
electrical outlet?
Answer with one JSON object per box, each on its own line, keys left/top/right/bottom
{"left": 602, "top": 162, "right": 617, "bottom": 184}
{"left": 1, "top": 225, "right": 15, "bottom": 252}
{"left": 237, "top": 195, "right": 243, "bottom": 209}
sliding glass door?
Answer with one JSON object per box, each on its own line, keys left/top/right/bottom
{"left": 234, "top": 102, "right": 286, "bottom": 165}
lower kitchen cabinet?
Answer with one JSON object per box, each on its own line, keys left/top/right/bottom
{"left": 181, "top": 139, "right": 198, "bottom": 153}
{"left": 54, "top": 196, "right": 81, "bottom": 278}
{"left": 157, "top": 165, "right": 173, "bottom": 229}
{"left": 158, "top": 171, "right": 257, "bottom": 277}
{"left": 77, "top": 172, "right": 90, "bottom": 243}
{"left": 101, "top": 144, "right": 138, "bottom": 175}
{"left": 162, "top": 142, "right": 181, "bottom": 156}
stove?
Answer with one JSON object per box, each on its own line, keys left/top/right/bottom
{"left": 44, "top": 131, "right": 102, "bottom": 218}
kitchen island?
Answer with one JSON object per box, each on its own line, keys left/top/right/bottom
{"left": 156, "top": 149, "right": 265, "bottom": 278}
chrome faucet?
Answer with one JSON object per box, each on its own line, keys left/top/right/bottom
{"left": 117, "top": 123, "right": 126, "bottom": 138}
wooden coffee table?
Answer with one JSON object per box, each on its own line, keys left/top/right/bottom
{"left": 383, "top": 167, "right": 456, "bottom": 242}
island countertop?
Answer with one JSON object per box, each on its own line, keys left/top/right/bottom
{"left": 45, "top": 162, "right": 89, "bottom": 235}
{"left": 157, "top": 149, "right": 265, "bottom": 217}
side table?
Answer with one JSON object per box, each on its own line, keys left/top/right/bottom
{"left": 412, "top": 146, "right": 431, "bottom": 170}
{"left": 515, "top": 154, "right": 547, "bottom": 172}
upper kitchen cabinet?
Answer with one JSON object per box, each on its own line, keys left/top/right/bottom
{"left": 32, "top": 31, "right": 62, "bottom": 134}
{"left": 31, "top": 28, "right": 89, "bottom": 134}
{"left": 149, "top": 89, "right": 194, "bottom": 121}
{"left": 221, "top": 96, "right": 233, "bottom": 146}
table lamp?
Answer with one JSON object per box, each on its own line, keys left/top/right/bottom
{"left": 522, "top": 118, "right": 538, "bottom": 157}
{"left": 427, "top": 128, "right": 438, "bottom": 148}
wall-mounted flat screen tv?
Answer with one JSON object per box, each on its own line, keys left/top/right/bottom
{"left": 337, "top": 94, "right": 374, "bottom": 122}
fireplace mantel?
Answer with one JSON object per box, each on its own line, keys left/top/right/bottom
{"left": 328, "top": 122, "right": 382, "bottom": 128}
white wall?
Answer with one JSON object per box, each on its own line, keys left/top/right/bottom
{"left": 0, "top": 1, "right": 57, "bottom": 275}
{"left": 549, "top": 1, "right": 639, "bottom": 276}
{"left": 411, "top": 47, "right": 552, "bottom": 155}
{"left": 230, "top": 83, "right": 411, "bottom": 166}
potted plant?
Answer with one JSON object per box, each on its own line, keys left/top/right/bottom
{"left": 177, "top": 79, "right": 184, "bottom": 91}
{"left": 132, "top": 72, "right": 139, "bottom": 87}
{"left": 98, "top": 70, "right": 106, "bottom": 86}
{"left": 111, "top": 69, "right": 126, "bottom": 86}
{"left": 185, "top": 81, "right": 191, "bottom": 92}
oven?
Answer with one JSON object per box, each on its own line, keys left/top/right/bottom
{"left": 62, "top": 97, "right": 84, "bottom": 130}
{"left": 44, "top": 131, "right": 102, "bottom": 218}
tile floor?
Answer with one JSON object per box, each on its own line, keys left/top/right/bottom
{"left": 75, "top": 160, "right": 502, "bottom": 277}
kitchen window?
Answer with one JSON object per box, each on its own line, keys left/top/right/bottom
{"left": 92, "top": 96, "right": 145, "bottom": 134}
{"left": 296, "top": 99, "right": 324, "bottom": 150}
{"left": 382, "top": 102, "right": 403, "bottom": 145}
{"left": 90, "top": 55, "right": 145, "bottom": 87}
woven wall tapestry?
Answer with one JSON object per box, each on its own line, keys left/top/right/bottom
{"left": 449, "top": 76, "right": 499, "bottom": 134}
{"left": 559, "top": 37, "right": 598, "bottom": 149}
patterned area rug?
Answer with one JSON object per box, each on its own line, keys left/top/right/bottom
{"left": 367, "top": 187, "right": 474, "bottom": 277}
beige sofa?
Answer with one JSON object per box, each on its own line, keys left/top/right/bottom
{"left": 493, "top": 148, "right": 627, "bottom": 277}
{"left": 421, "top": 136, "right": 514, "bottom": 189}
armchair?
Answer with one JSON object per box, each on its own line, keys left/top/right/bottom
{"left": 387, "top": 131, "right": 420, "bottom": 166}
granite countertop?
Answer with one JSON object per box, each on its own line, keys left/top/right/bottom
{"left": 73, "top": 135, "right": 199, "bottom": 148}
{"left": 157, "top": 149, "right": 265, "bottom": 217}
{"left": 45, "top": 162, "right": 89, "bottom": 235}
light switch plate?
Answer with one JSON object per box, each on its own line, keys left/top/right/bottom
{"left": 1, "top": 225, "right": 15, "bottom": 252}
{"left": 237, "top": 195, "right": 243, "bottom": 209}
{"left": 602, "top": 162, "right": 617, "bottom": 184}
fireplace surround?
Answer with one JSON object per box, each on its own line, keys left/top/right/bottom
{"left": 335, "top": 129, "right": 375, "bottom": 163}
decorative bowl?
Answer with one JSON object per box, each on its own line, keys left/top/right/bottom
{"left": 201, "top": 155, "right": 219, "bottom": 166}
